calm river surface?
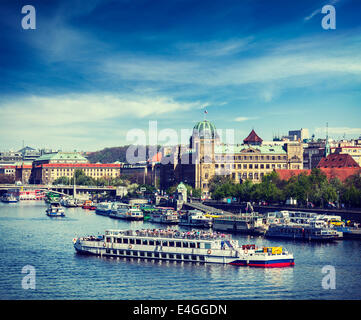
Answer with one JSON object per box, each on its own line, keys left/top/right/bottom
{"left": 0, "top": 201, "right": 360, "bottom": 300}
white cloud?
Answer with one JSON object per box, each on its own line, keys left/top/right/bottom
{"left": 234, "top": 116, "right": 258, "bottom": 122}
{"left": 0, "top": 94, "right": 199, "bottom": 150}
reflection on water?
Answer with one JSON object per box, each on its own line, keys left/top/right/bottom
{"left": 0, "top": 201, "right": 360, "bottom": 300}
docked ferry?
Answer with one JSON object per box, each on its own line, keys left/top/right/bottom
{"left": 109, "top": 203, "right": 144, "bottom": 220}
{"left": 213, "top": 213, "right": 267, "bottom": 235}
{"left": 148, "top": 208, "right": 179, "bottom": 224}
{"left": 95, "top": 202, "right": 113, "bottom": 216}
{"left": 266, "top": 219, "right": 342, "bottom": 241}
{"left": 179, "top": 210, "right": 213, "bottom": 228}
{"left": 73, "top": 229, "right": 294, "bottom": 268}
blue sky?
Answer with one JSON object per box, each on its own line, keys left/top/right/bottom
{"left": 0, "top": 0, "right": 361, "bottom": 151}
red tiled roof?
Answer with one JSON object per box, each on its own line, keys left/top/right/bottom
{"left": 317, "top": 153, "right": 360, "bottom": 169}
{"left": 243, "top": 129, "right": 263, "bottom": 143}
{"left": 276, "top": 168, "right": 361, "bottom": 183}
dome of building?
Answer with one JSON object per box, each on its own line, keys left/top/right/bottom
{"left": 193, "top": 120, "right": 217, "bottom": 139}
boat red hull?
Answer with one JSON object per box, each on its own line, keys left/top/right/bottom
{"left": 229, "top": 260, "right": 295, "bottom": 268}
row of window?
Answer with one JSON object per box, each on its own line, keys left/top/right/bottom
{"left": 214, "top": 155, "right": 287, "bottom": 161}
{"left": 105, "top": 249, "right": 206, "bottom": 261}
{"left": 215, "top": 163, "right": 287, "bottom": 170}
{"left": 45, "top": 168, "right": 117, "bottom": 172}
{"left": 106, "top": 237, "right": 209, "bottom": 249}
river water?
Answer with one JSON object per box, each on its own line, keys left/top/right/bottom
{"left": 0, "top": 201, "right": 360, "bottom": 300}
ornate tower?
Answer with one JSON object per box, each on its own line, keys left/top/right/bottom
{"left": 190, "top": 120, "right": 219, "bottom": 194}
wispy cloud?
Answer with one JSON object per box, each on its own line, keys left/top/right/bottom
{"left": 234, "top": 116, "right": 258, "bottom": 122}
{"left": 315, "top": 127, "right": 361, "bottom": 136}
{"left": 304, "top": 0, "right": 341, "bottom": 21}
{"left": 175, "top": 37, "right": 253, "bottom": 57}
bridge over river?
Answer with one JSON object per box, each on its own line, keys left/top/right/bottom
{"left": 0, "top": 184, "right": 123, "bottom": 197}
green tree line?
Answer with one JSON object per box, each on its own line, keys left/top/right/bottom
{"left": 209, "top": 169, "right": 361, "bottom": 208}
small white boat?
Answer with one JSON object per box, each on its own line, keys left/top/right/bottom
{"left": 62, "top": 197, "right": 78, "bottom": 208}
{"left": 1, "top": 194, "right": 19, "bottom": 203}
{"left": 46, "top": 201, "right": 65, "bottom": 217}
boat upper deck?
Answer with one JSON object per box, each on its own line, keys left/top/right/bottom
{"left": 105, "top": 229, "right": 232, "bottom": 241}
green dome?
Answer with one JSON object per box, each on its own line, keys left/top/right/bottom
{"left": 193, "top": 120, "right": 217, "bottom": 139}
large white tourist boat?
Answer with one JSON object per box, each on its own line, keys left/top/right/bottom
{"left": 109, "top": 203, "right": 144, "bottom": 220}
{"left": 73, "top": 228, "right": 295, "bottom": 267}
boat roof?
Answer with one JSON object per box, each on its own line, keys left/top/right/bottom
{"left": 105, "top": 229, "right": 232, "bottom": 241}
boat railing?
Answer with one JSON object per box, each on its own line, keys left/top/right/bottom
{"left": 106, "top": 229, "right": 232, "bottom": 241}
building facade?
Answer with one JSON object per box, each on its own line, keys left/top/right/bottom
{"left": 160, "top": 120, "right": 304, "bottom": 195}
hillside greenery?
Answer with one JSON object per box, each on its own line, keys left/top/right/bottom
{"left": 86, "top": 145, "right": 161, "bottom": 164}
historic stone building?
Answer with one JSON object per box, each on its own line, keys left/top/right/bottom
{"left": 160, "top": 119, "right": 304, "bottom": 196}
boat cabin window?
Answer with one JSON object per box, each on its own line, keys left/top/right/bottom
{"left": 106, "top": 237, "right": 111, "bottom": 243}
{"left": 183, "top": 242, "right": 189, "bottom": 248}
{"left": 149, "top": 240, "right": 155, "bottom": 246}
{"left": 156, "top": 240, "right": 161, "bottom": 246}
{"left": 123, "top": 238, "right": 128, "bottom": 244}
{"left": 116, "top": 238, "right": 122, "bottom": 244}
{"left": 190, "top": 242, "right": 196, "bottom": 248}
{"left": 169, "top": 241, "right": 174, "bottom": 247}
{"left": 136, "top": 239, "right": 141, "bottom": 245}
{"left": 129, "top": 239, "right": 135, "bottom": 244}
{"left": 142, "top": 239, "right": 148, "bottom": 245}
{"left": 176, "top": 241, "right": 182, "bottom": 248}
{"left": 204, "top": 243, "right": 211, "bottom": 249}
{"left": 162, "top": 241, "right": 168, "bottom": 247}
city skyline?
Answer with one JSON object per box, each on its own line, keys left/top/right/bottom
{"left": 1, "top": 0, "right": 361, "bottom": 151}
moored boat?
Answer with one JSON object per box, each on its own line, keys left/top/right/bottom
{"left": 95, "top": 202, "right": 113, "bottom": 216}
{"left": 265, "top": 219, "right": 341, "bottom": 241}
{"left": 148, "top": 208, "right": 179, "bottom": 224}
{"left": 109, "top": 203, "right": 144, "bottom": 220}
{"left": 73, "top": 229, "right": 294, "bottom": 267}
{"left": 213, "top": 213, "right": 267, "bottom": 235}
{"left": 82, "top": 200, "right": 96, "bottom": 210}
{"left": 62, "top": 197, "right": 78, "bottom": 208}
{"left": 1, "top": 194, "right": 19, "bottom": 203}
{"left": 179, "top": 210, "right": 213, "bottom": 228}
